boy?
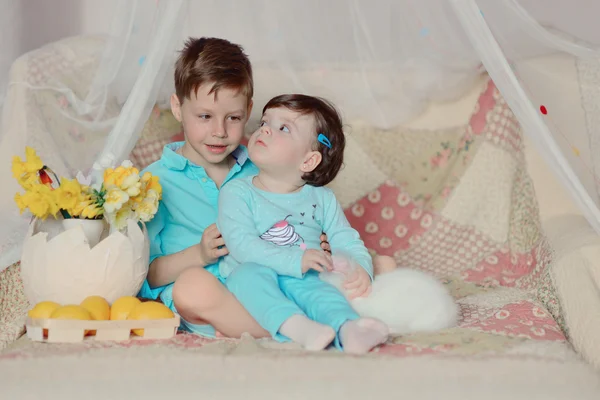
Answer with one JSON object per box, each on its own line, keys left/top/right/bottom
{"left": 138, "top": 37, "right": 269, "bottom": 338}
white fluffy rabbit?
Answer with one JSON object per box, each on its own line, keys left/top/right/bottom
{"left": 320, "top": 254, "right": 459, "bottom": 335}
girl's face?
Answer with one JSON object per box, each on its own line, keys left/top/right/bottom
{"left": 248, "top": 107, "right": 321, "bottom": 181}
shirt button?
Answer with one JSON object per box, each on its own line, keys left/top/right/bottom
{"left": 201, "top": 178, "right": 207, "bottom": 183}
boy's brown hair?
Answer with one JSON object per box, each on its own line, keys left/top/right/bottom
{"left": 174, "top": 37, "right": 253, "bottom": 104}
{"left": 263, "top": 94, "right": 345, "bottom": 187}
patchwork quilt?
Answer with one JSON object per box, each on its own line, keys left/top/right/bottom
{"left": 0, "top": 78, "right": 571, "bottom": 365}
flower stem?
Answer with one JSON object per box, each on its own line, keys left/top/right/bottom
{"left": 60, "top": 209, "right": 71, "bottom": 219}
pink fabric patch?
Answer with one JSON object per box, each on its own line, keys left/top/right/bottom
{"left": 344, "top": 183, "right": 430, "bottom": 257}
{"left": 463, "top": 247, "right": 537, "bottom": 287}
{"left": 469, "top": 79, "right": 496, "bottom": 134}
{"left": 461, "top": 301, "right": 565, "bottom": 341}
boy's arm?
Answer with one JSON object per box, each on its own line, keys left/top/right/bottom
{"left": 217, "top": 184, "right": 306, "bottom": 278}
{"left": 147, "top": 246, "right": 205, "bottom": 288}
{"left": 321, "top": 190, "right": 374, "bottom": 280}
{"left": 145, "top": 202, "right": 207, "bottom": 289}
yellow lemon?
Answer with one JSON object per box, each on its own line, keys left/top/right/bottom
{"left": 28, "top": 301, "right": 61, "bottom": 319}
{"left": 80, "top": 296, "right": 110, "bottom": 320}
{"left": 127, "top": 301, "right": 175, "bottom": 336}
{"left": 110, "top": 296, "right": 141, "bottom": 321}
{"left": 50, "top": 305, "right": 92, "bottom": 320}
{"left": 80, "top": 296, "right": 110, "bottom": 336}
{"left": 50, "top": 305, "right": 93, "bottom": 335}
{"left": 28, "top": 301, "right": 61, "bottom": 337}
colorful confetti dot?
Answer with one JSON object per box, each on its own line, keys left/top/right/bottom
{"left": 573, "top": 146, "right": 580, "bottom": 157}
{"left": 419, "top": 27, "right": 430, "bottom": 37}
{"left": 138, "top": 56, "right": 146, "bottom": 66}
{"left": 540, "top": 105, "right": 547, "bottom": 115}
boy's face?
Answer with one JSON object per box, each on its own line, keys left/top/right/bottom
{"left": 171, "top": 82, "right": 252, "bottom": 166}
{"left": 248, "top": 107, "right": 321, "bottom": 181}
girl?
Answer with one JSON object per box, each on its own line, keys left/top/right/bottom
{"left": 217, "top": 94, "right": 389, "bottom": 354}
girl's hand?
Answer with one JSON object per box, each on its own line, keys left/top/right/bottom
{"left": 301, "top": 249, "right": 333, "bottom": 273}
{"left": 344, "top": 267, "right": 372, "bottom": 299}
{"left": 320, "top": 232, "right": 331, "bottom": 253}
{"left": 197, "top": 224, "right": 229, "bottom": 266}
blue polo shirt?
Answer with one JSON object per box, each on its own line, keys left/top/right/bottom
{"left": 138, "top": 142, "right": 258, "bottom": 300}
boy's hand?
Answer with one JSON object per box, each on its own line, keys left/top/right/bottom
{"left": 198, "top": 224, "right": 229, "bottom": 266}
{"left": 344, "top": 267, "right": 372, "bottom": 299}
{"left": 320, "top": 232, "right": 331, "bottom": 253}
{"left": 301, "top": 249, "right": 333, "bottom": 274}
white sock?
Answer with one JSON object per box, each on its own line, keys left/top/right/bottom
{"left": 339, "top": 318, "right": 389, "bottom": 354}
{"left": 279, "top": 314, "right": 336, "bottom": 351}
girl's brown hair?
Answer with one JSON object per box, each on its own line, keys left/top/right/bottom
{"left": 263, "top": 94, "right": 345, "bottom": 187}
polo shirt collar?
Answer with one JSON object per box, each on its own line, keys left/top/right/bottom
{"left": 161, "top": 142, "right": 250, "bottom": 171}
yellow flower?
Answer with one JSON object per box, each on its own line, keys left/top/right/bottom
{"left": 141, "top": 172, "right": 162, "bottom": 199}
{"left": 24, "top": 147, "right": 43, "bottom": 171}
{"left": 11, "top": 156, "right": 26, "bottom": 179}
{"left": 103, "top": 187, "right": 129, "bottom": 214}
{"left": 54, "top": 178, "right": 84, "bottom": 214}
{"left": 134, "top": 191, "right": 159, "bottom": 222}
{"left": 145, "top": 189, "right": 160, "bottom": 204}
{"left": 71, "top": 199, "right": 89, "bottom": 217}
{"left": 14, "top": 184, "right": 59, "bottom": 220}
{"left": 70, "top": 187, "right": 105, "bottom": 219}
{"left": 14, "top": 192, "right": 31, "bottom": 214}
{"left": 103, "top": 167, "right": 115, "bottom": 183}
{"left": 81, "top": 203, "right": 104, "bottom": 219}
{"left": 12, "top": 150, "right": 45, "bottom": 191}
{"left": 123, "top": 179, "right": 141, "bottom": 197}
{"left": 17, "top": 171, "right": 41, "bottom": 191}
{"left": 36, "top": 184, "right": 60, "bottom": 216}
{"left": 106, "top": 204, "right": 134, "bottom": 231}
{"left": 130, "top": 173, "right": 160, "bottom": 206}
{"left": 103, "top": 162, "right": 141, "bottom": 196}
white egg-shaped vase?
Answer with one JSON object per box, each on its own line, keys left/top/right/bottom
{"left": 20, "top": 218, "right": 149, "bottom": 306}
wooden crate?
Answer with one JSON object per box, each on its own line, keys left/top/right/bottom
{"left": 26, "top": 315, "right": 180, "bottom": 343}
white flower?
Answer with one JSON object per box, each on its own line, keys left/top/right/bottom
{"left": 107, "top": 205, "right": 135, "bottom": 231}
{"left": 75, "top": 171, "right": 92, "bottom": 186}
{"left": 145, "top": 189, "right": 160, "bottom": 203}
{"left": 135, "top": 198, "right": 159, "bottom": 222}
{"left": 120, "top": 160, "right": 134, "bottom": 168}
{"left": 120, "top": 173, "right": 141, "bottom": 197}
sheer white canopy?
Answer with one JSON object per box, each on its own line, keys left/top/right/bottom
{"left": 1, "top": 0, "right": 599, "bottom": 268}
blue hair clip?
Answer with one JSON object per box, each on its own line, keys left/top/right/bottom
{"left": 318, "top": 133, "right": 332, "bottom": 149}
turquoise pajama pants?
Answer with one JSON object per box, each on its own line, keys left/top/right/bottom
{"left": 225, "top": 263, "right": 360, "bottom": 349}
